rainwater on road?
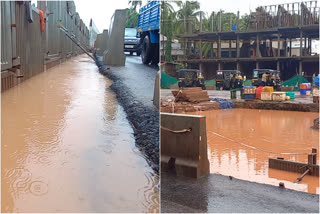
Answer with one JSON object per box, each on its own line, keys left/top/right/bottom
{"left": 1, "top": 55, "right": 159, "bottom": 212}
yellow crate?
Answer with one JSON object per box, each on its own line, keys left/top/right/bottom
{"left": 262, "top": 86, "right": 274, "bottom": 93}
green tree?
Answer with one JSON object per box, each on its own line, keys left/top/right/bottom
{"left": 125, "top": 8, "right": 139, "bottom": 28}
{"left": 128, "top": 0, "right": 142, "bottom": 10}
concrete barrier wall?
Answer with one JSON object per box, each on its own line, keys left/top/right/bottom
{"left": 103, "top": 9, "right": 126, "bottom": 66}
{"left": 1, "top": 1, "right": 90, "bottom": 92}
{"left": 161, "top": 113, "right": 210, "bottom": 178}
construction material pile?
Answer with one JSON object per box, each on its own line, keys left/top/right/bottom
{"left": 172, "top": 87, "right": 209, "bottom": 103}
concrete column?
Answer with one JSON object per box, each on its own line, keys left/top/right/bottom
{"left": 299, "top": 61, "right": 302, "bottom": 75}
{"left": 218, "top": 35, "right": 221, "bottom": 58}
{"left": 229, "top": 40, "right": 232, "bottom": 58}
{"left": 284, "top": 38, "right": 287, "bottom": 57}
{"left": 289, "top": 38, "right": 292, "bottom": 56}
{"left": 236, "top": 35, "right": 240, "bottom": 58}
{"left": 256, "top": 33, "right": 260, "bottom": 57}
{"left": 300, "top": 30, "right": 303, "bottom": 57}
{"left": 218, "top": 62, "right": 221, "bottom": 70}
{"left": 256, "top": 61, "right": 259, "bottom": 69}
{"left": 200, "top": 40, "right": 202, "bottom": 60}
{"left": 277, "top": 61, "right": 280, "bottom": 71}
{"left": 277, "top": 33, "right": 280, "bottom": 57}
{"left": 236, "top": 62, "right": 240, "bottom": 70}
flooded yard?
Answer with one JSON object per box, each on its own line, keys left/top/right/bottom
{"left": 190, "top": 109, "right": 319, "bottom": 194}
{"left": 1, "top": 55, "right": 159, "bottom": 212}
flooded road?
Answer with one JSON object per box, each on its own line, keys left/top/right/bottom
{"left": 1, "top": 55, "right": 159, "bottom": 212}
{"left": 190, "top": 109, "right": 319, "bottom": 194}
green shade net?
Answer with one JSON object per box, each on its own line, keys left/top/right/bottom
{"left": 204, "top": 79, "right": 216, "bottom": 86}
{"left": 161, "top": 71, "right": 178, "bottom": 89}
{"left": 281, "top": 75, "right": 310, "bottom": 91}
{"left": 243, "top": 79, "right": 252, "bottom": 86}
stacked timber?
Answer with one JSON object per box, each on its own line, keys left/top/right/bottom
{"left": 172, "top": 87, "right": 210, "bottom": 103}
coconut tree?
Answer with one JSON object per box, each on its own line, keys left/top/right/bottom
{"left": 161, "top": 1, "right": 177, "bottom": 62}
{"left": 128, "top": 0, "right": 142, "bottom": 11}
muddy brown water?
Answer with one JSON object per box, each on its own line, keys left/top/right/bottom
{"left": 1, "top": 55, "right": 159, "bottom": 212}
{"left": 190, "top": 109, "right": 319, "bottom": 194}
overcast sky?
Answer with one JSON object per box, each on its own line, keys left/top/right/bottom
{"left": 65, "top": 0, "right": 307, "bottom": 32}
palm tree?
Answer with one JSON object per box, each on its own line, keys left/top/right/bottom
{"left": 161, "top": 1, "right": 177, "bottom": 62}
{"left": 128, "top": 0, "right": 142, "bottom": 11}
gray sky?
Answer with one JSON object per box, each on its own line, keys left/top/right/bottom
{"left": 197, "top": 0, "right": 306, "bottom": 15}
{"left": 73, "top": 0, "right": 148, "bottom": 32}
{"left": 33, "top": 0, "right": 309, "bottom": 32}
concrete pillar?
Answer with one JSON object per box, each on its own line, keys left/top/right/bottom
{"left": 99, "top": 29, "right": 109, "bottom": 55}
{"left": 103, "top": 9, "right": 126, "bottom": 66}
{"left": 256, "top": 61, "right": 259, "bottom": 69}
{"left": 200, "top": 40, "right": 202, "bottom": 60}
{"left": 236, "top": 35, "right": 240, "bottom": 58}
{"left": 289, "top": 38, "right": 292, "bottom": 56}
{"left": 218, "top": 62, "right": 222, "bottom": 70}
{"left": 277, "top": 33, "right": 281, "bottom": 57}
{"left": 218, "top": 35, "right": 221, "bottom": 58}
{"left": 277, "top": 61, "right": 280, "bottom": 71}
{"left": 236, "top": 62, "right": 240, "bottom": 70}
{"left": 256, "top": 33, "right": 260, "bottom": 57}
{"left": 299, "top": 61, "right": 302, "bottom": 75}
{"left": 300, "top": 30, "right": 303, "bottom": 57}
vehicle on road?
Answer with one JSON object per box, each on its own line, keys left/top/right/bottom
{"left": 137, "top": 0, "right": 160, "bottom": 65}
{"left": 124, "top": 28, "right": 141, "bottom": 56}
{"left": 177, "top": 69, "right": 205, "bottom": 89}
{"left": 252, "top": 69, "right": 281, "bottom": 90}
{"left": 216, "top": 70, "right": 243, "bottom": 90}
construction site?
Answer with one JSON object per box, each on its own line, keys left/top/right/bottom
{"left": 1, "top": 1, "right": 159, "bottom": 212}
{"left": 160, "top": 1, "right": 319, "bottom": 212}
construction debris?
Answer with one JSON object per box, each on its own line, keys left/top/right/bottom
{"left": 172, "top": 87, "right": 210, "bottom": 103}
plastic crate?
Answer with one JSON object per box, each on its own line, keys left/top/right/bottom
{"left": 300, "top": 83, "right": 311, "bottom": 89}
{"left": 261, "top": 92, "right": 272, "bottom": 101}
{"left": 244, "top": 86, "right": 256, "bottom": 94}
{"left": 300, "top": 89, "right": 307, "bottom": 95}
{"left": 285, "top": 91, "right": 295, "bottom": 99}
{"left": 272, "top": 92, "right": 286, "bottom": 101}
{"left": 255, "top": 86, "right": 264, "bottom": 100}
{"left": 262, "top": 86, "right": 274, "bottom": 93}
{"left": 244, "top": 94, "right": 256, "bottom": 100}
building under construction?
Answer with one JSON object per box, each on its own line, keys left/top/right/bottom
{"left": 176, "top": 1, "right": 319, "bottom": 82}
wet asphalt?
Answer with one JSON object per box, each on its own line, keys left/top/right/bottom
{"left": 98, "top": 54, "right": 159, "bottom": 172}
{"left": 161, "top": 173, "right": 319, "bottom": 213}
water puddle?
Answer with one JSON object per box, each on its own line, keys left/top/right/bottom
{"left": 1, "top": 55, "right": 159, "bottom": 212}
{"left": 190, "top": 109, "right": 319, "bottom": 194}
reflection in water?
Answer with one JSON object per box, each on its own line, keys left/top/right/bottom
{"left": 190, "top": 109, "right": 319, "bottom": 194}
{"left": 1, "top": 55, "right": 159, "bottom": 212}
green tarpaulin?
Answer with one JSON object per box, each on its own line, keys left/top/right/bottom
{"left": 281, "top": 75, "right": 310, "bottom": 91}
{"left": 161, "top": 71, "right": 178, "bottom": 89}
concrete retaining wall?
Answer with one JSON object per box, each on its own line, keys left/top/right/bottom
{"left": 103, "top": 9, "right": 126, "bottom": 66}
{"left": 161, "top": 113, "right": 209, "bottom": 178}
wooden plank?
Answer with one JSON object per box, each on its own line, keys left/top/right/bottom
{"left": 269, "top": 158, "right": 319, "bottom": 176}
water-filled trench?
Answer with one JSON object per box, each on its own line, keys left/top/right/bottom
{"left": 190, "top": 109, "right": 319, "bottom": 194}
{"left": 1, "top": 55, "right": 159, "bottom": 212}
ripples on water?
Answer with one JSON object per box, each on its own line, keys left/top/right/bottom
{"left": 2, "top": 55, "right": 159, "bottom": 212}
{"left": 190, "top": 109, "right": 319, "bottom": 194}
